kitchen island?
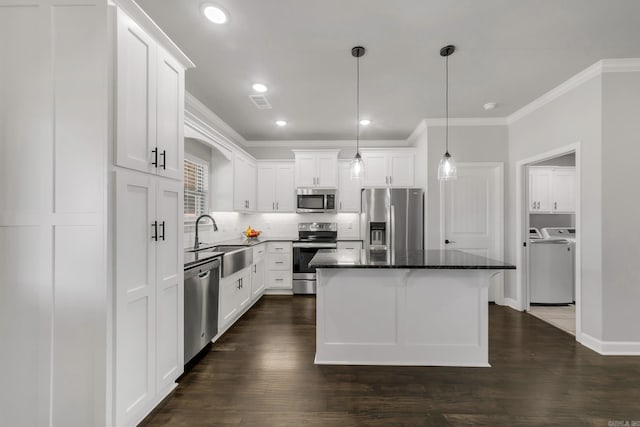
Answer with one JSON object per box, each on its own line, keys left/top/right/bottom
{"left": 309, "top": 249, "right": 515, "bottom": 367}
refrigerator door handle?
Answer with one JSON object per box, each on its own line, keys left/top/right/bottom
{"left": 390, "top": 204, "right": 395, "bottom": 255}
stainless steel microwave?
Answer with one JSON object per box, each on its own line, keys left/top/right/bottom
{"left": 296, "top": 188, "right": 337, "bottom": 213}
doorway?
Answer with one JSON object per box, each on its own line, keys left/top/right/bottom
{"left": 440, "top": 163, "right": 504, "bottom": 303}
{"left": 516, "top": 144, "right": 581, "bottom": 337}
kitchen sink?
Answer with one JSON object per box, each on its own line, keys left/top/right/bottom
{"left": 190, "top": 245, "right": 253, "bottom": 277}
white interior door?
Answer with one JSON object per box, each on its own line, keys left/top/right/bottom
{"left": 442, "top": 163, "right": 504, "bottom": 303}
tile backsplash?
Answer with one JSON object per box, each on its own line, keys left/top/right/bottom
{"left": 184, "top": 212, "right": 360, "bottom": 247}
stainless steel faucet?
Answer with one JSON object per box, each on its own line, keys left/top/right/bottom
{"left": 194, "top": 214, "right": 218, "bottom": 250}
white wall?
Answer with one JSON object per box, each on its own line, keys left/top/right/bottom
{"left": 411, "top": 125, "right": 509, "bottom": 249}
{"left": 507, "top": 75, "right": 604, "bottom": 339}
{"left": 601, "top": 71, "right": 640, "bottom": 342}
{"left": 0, "top": 3, "right": 108, "bottom": 426}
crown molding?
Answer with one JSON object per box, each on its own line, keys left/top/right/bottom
{"left": 243, "top": 139, "right": 408, "bottom": 148}
{"left": 507, "top": 58, "right": 640, "bottom": 125}
{"left": 407, "top": 119, "right": 427, "bottom": 145}
{"left": 425, "top": 118, "right": 508, "bottom": 127}
{"left": 185, "top": 92, "right": 248, "bottom": 146}
{"left": 114, "top": 0, "right": 194, "bottom": 68}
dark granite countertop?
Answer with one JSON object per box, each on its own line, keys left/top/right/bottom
{"left": 309, "top": 249, "right": 516, "bottom": 270}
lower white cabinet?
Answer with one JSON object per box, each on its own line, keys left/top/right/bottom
{"left": 219, "top": 266, "right": 252, "bottom": 331}
{"left": 337, "top": 241, "right": 363, "bottom": 252}
{"left": 251, "top": 245, "right": 266, "bottom": 299}
{"left": 266, "top": 242, "right": 293, "bottom": 290}
{"left": 114, "top": 169, "right": 183, "bottom": 427}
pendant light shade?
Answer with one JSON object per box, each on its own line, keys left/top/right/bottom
{"left": 350, "top": 46, "right": 366, "bottom": 180}
{"left": 437, "top": 45, "right": 457, "bottom": 181}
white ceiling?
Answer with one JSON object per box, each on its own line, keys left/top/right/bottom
{"left": 137, "top": 0, "right": 640, "bottom": 141}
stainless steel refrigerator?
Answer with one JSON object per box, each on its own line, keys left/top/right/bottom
{"left": 361, "top": 188, "right": 424, "bottom": 253}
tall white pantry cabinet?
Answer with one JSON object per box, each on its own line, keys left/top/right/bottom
{"left": 0, "top": 1, "right": 193, "bottom": 427}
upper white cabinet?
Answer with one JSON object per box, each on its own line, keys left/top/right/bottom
{"left": 233, "top": 153, "right": 257, "bottom": 212}
{"left": 529, "top": 167, "right": 576, "bottom": 213}
{"left": 338, "top": 160, "right": 361, "bottom": 212}
{"left": 360, "top": 149, "right": 415, "bottom": 188}
{"left": 116, "top": 9, "right": 185, "bottom": 181}
{"left": 293, "top": 150, "right": 339, "bottom": 188}
{"left": 257, "top": 162, "right": 295, "bottom": 212}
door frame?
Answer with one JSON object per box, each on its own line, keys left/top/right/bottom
{"left": 439, "top": 162, "right": 505, "bottom": 305}
{"left": 514, "top": 142, "right": 581, "bottom": 339}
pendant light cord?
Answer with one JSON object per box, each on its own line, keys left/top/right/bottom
{"left": 445, "top": 54, "right": 449, "bottom": 154}
{"left": 356, "top": 54, "right": 360, "bottom": 154}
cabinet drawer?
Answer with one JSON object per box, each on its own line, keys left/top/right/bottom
{"left": 268, "top": 242, "right": 291, "bottom": 254}
{"left": 267, "top": 253, "right": 291, "bottom": 270}
{"left": 253, "top": 244, "right": 266, "bottom": 261}
{"left": 337, "top": 241, "right": 362, "bottom": 252}
{"left": 267, "top": 270, "right": 292, "bottom": 289}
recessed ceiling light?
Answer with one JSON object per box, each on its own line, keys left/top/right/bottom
{"left": 359, "top": 119, "right": 371, "bottom": 126}
{"left": 483, "top": 102, "right": 497, "bottom": 111}
{"left": 275, "top": 120, "right": 287, "bottom": 127}
{"left": 252, "top": 83, "right": 268, "bottom": 93}
{"left": 202, "top": 4, "right": 228, "bottom": 24}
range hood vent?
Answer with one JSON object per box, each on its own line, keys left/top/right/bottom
{"left": 248, "top": 94, "right": 272, "bottom": 109}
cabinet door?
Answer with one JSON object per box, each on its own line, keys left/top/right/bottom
{"left": 316, "top": 154, "right": 338, "bottom": 188}
{"left": 257, "top": 165, "right": 276, "bottom": 212}
{"left": 361, "top": 152, "right": 388, "bottom": 187}
{"left": 388, "top": 153, "right": 414, "bottom": 187}
{"left": 238, "top": 269, "right": 252, "bottom": 310}
{"left": 246, "top": 161, "right": 257, "bottom": 211}
{"left": 218, "top": 275, "right": 239, "bottom": 330}
{"left": 251, "top": 259, "right": 266, "bottom": 300}
{"left": 552, "top": 168, "right": 576, "bottom": 212}
{"left": 295, "top": 154, "right": 317, "bottom": 187}
{"left": 156, "top": 48, "right": 184, "bottom": 181}
{"left": 338, "top": 162, "right": 361, "bottom": 212}
{"left": 116, "top": 9, "right": 157, "bottom": 176}
{"left": 233, "top": 155, "right": 249, "bottom": 211}
{"left": 530, "top": 168, "right": 553, "bottom": 212}
{"left": 155, "top": 179, "right": 183, "bottom": 391}
{"left": 275, "top": 164, "right": 295, "bottom": 211}
{"left": 115, "top": 170, "right": 156, "bottom": 426}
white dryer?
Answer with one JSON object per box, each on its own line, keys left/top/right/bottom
{"left": 529, "top": 227, "right": 575, "bottom": 304}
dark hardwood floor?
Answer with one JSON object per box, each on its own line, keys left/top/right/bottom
{"left": 141, "top": 296, "right": 640, "bottom": 426}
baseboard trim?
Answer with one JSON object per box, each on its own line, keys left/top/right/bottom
{"left": 503, "top": 297, "right": 522, "bottom": 311}
{"left": 579, "top": 333, "right": 640, "bottom": 355}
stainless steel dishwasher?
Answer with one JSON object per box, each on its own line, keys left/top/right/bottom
{"left": 184, "top": 257, "right": 221, "bottom": 364}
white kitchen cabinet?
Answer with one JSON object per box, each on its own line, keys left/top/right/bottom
{"left": 257, "top": 162, "right": 295, "bottom": 212}
{"left": 219, "top": 266, "right": 252, "bottom": 330}
{"left": 337, "top": 241, "right": 363, "bottom": 252}
{"left": 338, "top": 161, "right": 362, "bottom": 212}
{"left": 360, "top": 150, "right": 415, "bottom": 188}
{"left": 265, "top": 242, "right": 293, "bottom": 290}
{"left": 234, "top": 153, "right": 257, "bottom": 212}
{"left": 115, "top": 169, "right": 183, "bottom": 426}
{"left": 293, "top": 150, "right": 339, "bottom": 188}
{"left": 251, "top": 245, "right": 267, "bottom": 300}
{"left": 529, "top": 167, "right": 575, "bottom": 213}
{"left": 116, "top": 9, "right": 184, "bottom": 181}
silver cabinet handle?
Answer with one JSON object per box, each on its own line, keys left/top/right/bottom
{"left": 275, "top": 278, "right": 284, "bottom": 281}
{"left": 385, "top": 176, "right": 388, "bottom": 185}
{"left": 444, "top": 239, "right": 455, "bottom": 244}
{"left": 316, "top": 177, "right": 320, "bottom": 185}
{"left": 532, "top": 201, "right": 536, "bottom": 210}
{"left": 276, "top": 202, "right": 279, "bottom": 210}
{"left": 389, "top": 175, "right": 392, "bottom": 185}
{"left": 554, "top": 201, "right": 557, "bottom": 210}
{"left": 340, "top": 201, "right": 342, "bottom": 210}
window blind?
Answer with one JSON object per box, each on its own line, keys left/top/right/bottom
{"left": 184, "top": 158, "right": 208, "bottom": 220}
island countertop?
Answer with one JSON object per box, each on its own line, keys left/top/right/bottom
{"left": 309, "top": 249, "right": 515, "bottom": 269}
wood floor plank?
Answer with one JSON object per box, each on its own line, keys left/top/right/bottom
{"left": 141, "top": 296, "right": 640, "bottom": 426}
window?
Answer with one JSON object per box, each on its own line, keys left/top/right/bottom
{"left": 184, "top": 158, "right": 208, "bottom": 221}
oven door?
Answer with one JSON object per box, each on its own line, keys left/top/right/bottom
{"left": 292, "top": 242, "right": 336, "bottom": 279}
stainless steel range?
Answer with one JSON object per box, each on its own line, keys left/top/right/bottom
{"left": 292, "top": 222, "right": 337, "bottom": 294}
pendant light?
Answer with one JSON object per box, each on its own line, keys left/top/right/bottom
{"left": 437, "top": 45, "right": 457, "bottom": 181}
{"left": 350, "top": 46, "right": 365, "bottom": 180}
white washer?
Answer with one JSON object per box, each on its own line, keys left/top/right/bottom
{"left": 529, "top": 228, "right": 575, "bottom": 304}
